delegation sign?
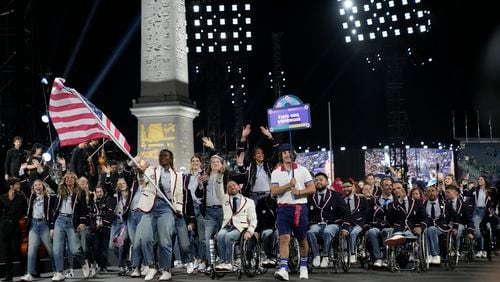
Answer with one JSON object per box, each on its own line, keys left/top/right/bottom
{"left": 267, "top": 95, "right": 311, "bottom": 133}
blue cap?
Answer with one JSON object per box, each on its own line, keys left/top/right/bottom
{"left": 278, "top": 143, "right": 294, "bottom": 153}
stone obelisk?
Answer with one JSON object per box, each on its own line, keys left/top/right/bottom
{"left": 131, "top": 0, "right": 199, "bottom": 170}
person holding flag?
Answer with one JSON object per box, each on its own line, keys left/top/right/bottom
{"left": 271, "top": 144, "right": 316, "bottom": 281}
{"left": 135, "top": 149, "right": 184, "bottom": 281}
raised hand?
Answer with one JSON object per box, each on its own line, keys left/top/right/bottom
{"left": 260, "top": 126, "right": 273, "bottom": 139}
{"left": 241, "top": 124, "right": 251, "bottom": 141}
{"left": 202, "top": 137, "right": 215, "bottom": 150}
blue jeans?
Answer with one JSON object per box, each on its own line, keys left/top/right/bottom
{"left": 307, "top": 224, "right": 339, "bottom": 257}
{"left": 261, "top": 229, "right": 278, "bottom": 258}
{"left": 67, "top": 227, "right": 90, "bottom": 269}
{"left": 426, "top": 226, "right": 444, "bottom": 256}
{"left": 27, "top": 220, "right": 54, "bottom": 274}
{"left": 216, "top": 227, "right": 241, "bottom": 263}
{"left": 204, "top": 207, "right": 223, "bottom": 264}
{"left": 110, "top": 218, "right": 128, "bottom": 267}
{"left": 367, "top": 227, "right": 393, "bottom": 259}
{"left": 174, "top": 218, "right": 191, "bottom": 264}
{"left": 472, "top": 207, "right": 485, "bottom": 250}
{"left": 190, "top": 204, "right": 206, "bottom": 260}
{"left": 53, "top": 216, "right": 84, "bottom": 272}
{"left": 347, "top": 225, "right": 362, "bottom": 255}
{"left": 127, "top": 210, "right": 143, "bottom": 268}
{"left": 136, "top": 200, "right": 175, "bottom": 269}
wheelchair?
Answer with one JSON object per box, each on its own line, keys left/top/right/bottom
{"left": 307, "top": 232, "right": 351, "bottom": 273}
{"left": 462, "top": 232, "right": 475, "bottom": 263}
{"left": 260, "top": 233, "right": 301, "bottom": 273}
{"left": 356, "top": 232, "right": 371, "bottom": 269}
{"left": 209, "top": 230, "right": 261, "bottom": 279}
{"left": 481, "top": 221, "right": 497, "bottom": 262}
{"left": 441, "top": 230, "right": 459, "bottom": 270}
{"left": 387, "top": 232, "right": 429, "bottom": 273}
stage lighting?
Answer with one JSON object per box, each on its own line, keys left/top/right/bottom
{"left": 187, "top": 2, "right": 253, "bottom": 54}
{"left": 41, "top": 77, "right": 49, "bottom": 85}
{"left": 362, "top": 146, "right": 368, "bottom": 150}
{"left": 42, "top": 153, "right": 52, "bottom": 162}
{"left": 337, "top": 0, "right": 431, "bottom": 44}
{"left": 340, "top": 146, "right": 346, "bottom": 151}
{"left": 41, "top": 114, "right": 49, "bottom": 123}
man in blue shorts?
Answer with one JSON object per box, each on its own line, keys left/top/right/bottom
{"left": 271, "top": 144, "right": 316, "bottom": 281}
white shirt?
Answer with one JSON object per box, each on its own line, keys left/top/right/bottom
{"left": 477, "top": 188, "right": 486, "bottom": 207}
{"left": 426, "top": 200, "right": 441, "bottom": 218}
{"left": 271, "top": 164, "right": 313, "bottom": 204}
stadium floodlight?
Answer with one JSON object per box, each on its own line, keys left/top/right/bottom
{"left": 340, "top": 147, "right": 346, "bottom": 151}
{"left": 337, "top": 0, "right": 432, "bottom": 44}
{"left": 187, "top": 2, "right": 253, "bottom": 54}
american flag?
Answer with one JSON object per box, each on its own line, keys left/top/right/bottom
{"left": 48, "top": 77, "right": 131, "bottom": 152}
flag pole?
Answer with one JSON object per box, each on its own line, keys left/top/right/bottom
{"left": 69, "top": 87, "right": 175, "bottom": 211}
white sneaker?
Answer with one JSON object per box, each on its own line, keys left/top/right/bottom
{"left": 431, "top": 256, "right": 441, "bottom": 265}
{"left": 89, "top": 264, "right": 98, "bottom": 278}
{"left": 81, "top": 260, "right": 90, "bottom": 278}
{"left": 299, "top": 266, "right": 308, "bottom": 280}
{"left": 174, "top": 260, "right": 182, "bottom": 268}
{"left": 373, "top": 259, "right": 382, "bottom": 267}
{"left": 159, "top": 271, "right": 172, "bottom": 281}
{"left": 215, "top": 263, "right": 225, "bottom": 271}
{"left": 197, "top": 262, "right": 206, "bottom": 273}
{"left": 312, "top": 256, "right": 321, "bottom": 267}
{"left": 20, "top": 274, "right": 33, "bottom": 282}
{"left": 476, "top": 252, "right": 482, "bottom": 258}
{"left": 274, "top": 267, "right": 289, "bottom": 281}
{"left": 141, "top": 266, "right": 150, "bottom": 277}
{"left": 482, "top": 251, "right": 488, "bottom": 258}
{"left": 130, "top": 267, "right": 141, "bottom": 277}
{"left": 186, "top": 262, "right": 194, "bottom": 274}
{"left": 350, "top": 255, "right": 357, "bottom": 263}
{"left": 343, "top": 255, "right": 349, "bottom": 263}
{"left": 320, "top": 257, "right": 329, "bottom": 268}
{"left": 144, "top": 267, "right": 158, "bottom": 281}
{"left": 426, "top": 256, "right": 432, "bottom": 264}
{"left": 224, "top": 263, "right": 233, "bottom": 271}
{"left": 52, "top": 272, "right": 65, "bottom": 281}
{"left": 382, "top": 261, "right": 388, "bottom": 268}
{"left": 64, "top": 269, "right": 74, "bottom": 279}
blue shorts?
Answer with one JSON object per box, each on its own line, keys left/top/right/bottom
{"left": 276, "top": 204, "right": 309, "bottom": 241}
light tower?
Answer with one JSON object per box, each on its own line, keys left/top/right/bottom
{"left": 336, "top": 0, "right": 432, "bottom": 183}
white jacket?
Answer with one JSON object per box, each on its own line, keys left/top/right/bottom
{"left": 215, "top": 174, "right": 257, "bottom": 235}
{"left": 137, "top": 166, "right": 183, "bottom": 213}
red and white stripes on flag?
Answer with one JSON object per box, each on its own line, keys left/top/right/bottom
{"left": 48, "top": 77, "right": 131, "bottom": 152}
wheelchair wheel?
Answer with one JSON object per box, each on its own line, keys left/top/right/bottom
{"left": 446, "top": 232, "right": 458, "bottom": 270}
{"left": 357, "top": 234, "right": 369, "bottom": 269}
{"left": 418, "top": 234, "right": 429, "bottom": 272}
{"left": 464, "top": 235, "right": 475, "bottom": 263}
{"left": 210, "top": 268, "right": 226, "bottom": 280}
{"left": 288, "top": 237, "right": 300, "bottom": 274}
{"left": 339, "top": 235, "right": 351, "bottom": 272}
{"left": 241, "top": 235, "right": 260, "bottom": 277}
{"left": 388, "top": 247, "right": 397, "bottom": 273}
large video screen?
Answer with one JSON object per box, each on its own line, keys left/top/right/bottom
{"left": 364, "top": 148, "right": 454, "bottom": 183}
{"left": 296, "top": 150, "right": 333, "bottom": 179}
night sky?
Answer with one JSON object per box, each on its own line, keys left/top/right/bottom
{"left": 4, "top": 0, "right": 500, "bottom": 155}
